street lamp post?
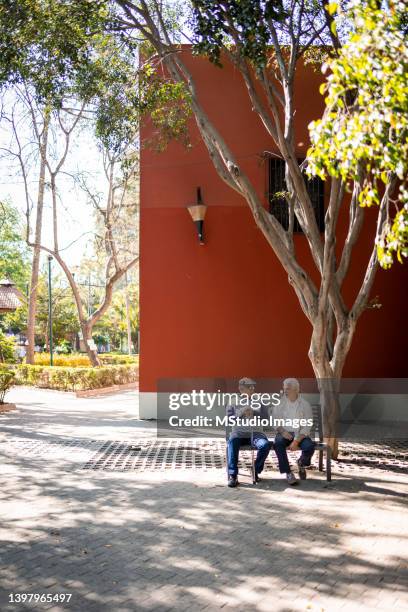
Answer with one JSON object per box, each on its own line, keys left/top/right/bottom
{"left": 47, "top": 255, "right": 53, "bottom": 366}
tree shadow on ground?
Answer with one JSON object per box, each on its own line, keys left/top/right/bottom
{"left": 0, "top": 450, "right": 407, "bottom": 612}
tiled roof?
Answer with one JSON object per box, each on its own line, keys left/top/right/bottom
{"left": 0, "top": 280, "right": 23, "bottom": 312}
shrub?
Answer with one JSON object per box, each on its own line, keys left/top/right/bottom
{"left": 0, "top": 367, "right": 15, "bottom": 403}
{"left": 99, "top": 354, "right": 139, "bottom": 365}
{"left": 33, "top": 353, "right": 91, "bottom": 367}
{"left": 54, "top": 340, "right": 73, "bottom": 354}
{"left": 33, "top": 353, "right": 139, "bottom": 367}
{"left": 15, "top": 364, "right": 138, "bottom": 391}
{"left": 0, "top": 330, "right": 17, "bottom": 363}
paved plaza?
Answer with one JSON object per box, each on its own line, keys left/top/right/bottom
{"left": 0, "top": 387, "right": 407, "bottom": 612}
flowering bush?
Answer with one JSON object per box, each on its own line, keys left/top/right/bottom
{"left": 33, "top": 353, "right": 91, "bottom": 367}
{"left": 33, "top": 353, "right": 139, "bottom": 367}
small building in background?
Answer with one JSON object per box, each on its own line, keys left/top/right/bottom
{"left": 0, "top": 279, "right": 23, "bottom": 314}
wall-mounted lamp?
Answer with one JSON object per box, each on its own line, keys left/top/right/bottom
{"left": 187, "top": 187, "right": 207, "bottom": 245}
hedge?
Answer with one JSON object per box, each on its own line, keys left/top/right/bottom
{"left": 99, "top": 354, "right": 138, "bottom": 365}
{"left": 14, "top": 364, "right": 138, "bottom": 391}
{"left": 33, "top": 353, "right": 139, "bottom": 367}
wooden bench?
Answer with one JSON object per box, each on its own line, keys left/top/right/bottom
{"left": 311, "top": 403, "right": 332, "bottom": 481}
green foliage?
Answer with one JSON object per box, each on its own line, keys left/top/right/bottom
{"left": 94, "top": 282, "right": 139, "bottom": 351}
{"left": 2, "top": 272, "right": 81, "bottom": 347}
{"left": 99, "top": 354, "right": 138, "bottom": 365}
{"left": 54, "top": 339, "right": 73, "bottom": 354}
{"left": 36, "top": 274, "right": 80, "bottom": 346}
{"left": 0, "top": 200, "right": 30, "bottom": 289}
{"left": 0, "top": 366, "right": 15, "bottom": 403}
{"left": 307, "top": 0, "right": 408, "bottom": 268}
{"left": 0, "top": 330, "right": 16, "bottom": 363}
{"left": 377, "top": 202, "right": 408, "bottom": 267}
{"left": 15, "top": 363, "right": 138, "bottom": 391}
{"left": 0, "top": 0, "right": 110, "bottom": 101}
{"left": 191, "top": 0, "right": 286, "bottom": 70}
{"left": 0, "top": 2, "right": 192, "bottom": 154}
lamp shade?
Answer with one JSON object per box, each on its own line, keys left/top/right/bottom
{"left": 187, "top": 187, "right": 207, "bottom": 244}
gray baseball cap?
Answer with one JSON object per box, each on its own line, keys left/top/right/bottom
{"left": 238, "top": 377, "right": 257, "bottom": 387}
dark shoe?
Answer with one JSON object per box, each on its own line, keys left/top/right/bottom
{"left": 286, "top": 472, "right": 298, "bottom": 485}
{"left": 297, "top": 459, "right": 307, "bottom": 480}
{"left": 255, "top": 473, "right": 261, "bottom": 483}
{"left": 228, "top": 475, "right": 238, "bottom": 488}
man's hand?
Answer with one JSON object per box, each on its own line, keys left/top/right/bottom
{"left": 281, "top": 430, "right": 293, "bottom": 441}
{"left": 288, "top": 439, "right": 300, "bottom": 451}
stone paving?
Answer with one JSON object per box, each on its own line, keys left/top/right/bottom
{"left": 0, "top": 387, "right": 407, "bottom": 612}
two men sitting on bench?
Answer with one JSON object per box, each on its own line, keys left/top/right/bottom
{"left": 226, "top": 377, "right": 315, "bottom": 487}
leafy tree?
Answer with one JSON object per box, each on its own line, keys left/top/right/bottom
{"left": 36, "top": 274, "right": 80, "bottom": 350}
{"left": 4, "top": 1, "right": 405, "bottom": 453}
{"left": 0, "top": 330, "right": 16, "bottom": 363}
{"left": 0, "top": 0, "right": 110, "bottom": 101}
{"left": 308, "top": 0, "right": 408, "bottom": 269}
{"left": 2, "top": 272, "right": 80, "bottom": 349}
{"left": 97, "top": 0, "right": 403, "bottom": 455}
{"left": 0, "top": 1, "right": 189, "bottom": 366}
{"left": 0, "top": 200, "right": 30, "bottom": 289}
{"left": 94, "top": 281, "right": 139, "bottom": 351}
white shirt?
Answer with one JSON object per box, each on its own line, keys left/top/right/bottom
{"left": 273, "top": 395, "right": 313, "bottom": 438}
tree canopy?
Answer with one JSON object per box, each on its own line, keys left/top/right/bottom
{"left": 307, "top": 0, "right": 408, "bottom": 268}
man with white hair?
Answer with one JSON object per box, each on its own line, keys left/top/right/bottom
{"left": 273, "top": 378, "right": 315, "bottom": 485}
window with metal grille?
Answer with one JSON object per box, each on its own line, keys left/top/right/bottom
{"left": 268, "top": 158, "right": 325, "bottom": 232}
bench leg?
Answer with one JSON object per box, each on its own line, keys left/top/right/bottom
{"left": 326, "top": 446, "right": 332, "bottom": 482}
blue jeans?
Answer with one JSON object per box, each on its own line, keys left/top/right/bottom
{"left": 274, "top": 433, "right": 315, "bottom": 474}
{"left": 227, "top": 432, "right": 272, "bottom": 477}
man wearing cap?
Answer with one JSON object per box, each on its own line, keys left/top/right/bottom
{"left": 273, "top": 378, "right": 315, "bottom": 485}
{"left": 226, "top": 377, "right": 272, "bottom": 488}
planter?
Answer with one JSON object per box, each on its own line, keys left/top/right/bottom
{"left": 76, "top": 380, "right": 138, "bottom": 398}
{"left": 0, "top": 402, "right": 16, "bottom": 413}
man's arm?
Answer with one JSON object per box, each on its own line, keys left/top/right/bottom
{"left": 289, "top": 399, "right": 313, "bottom": 449}
{"left": 274, "top": 398, "right": 293, "bottom": 439}
{"left": 297, "top": 398, "right": 313, "bottom": 439}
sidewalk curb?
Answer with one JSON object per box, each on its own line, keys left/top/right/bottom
{"left": 75, "top": 381, "right": 139, "bottom": 398}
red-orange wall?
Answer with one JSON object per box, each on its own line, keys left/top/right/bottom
{"left": 140, "top": 51, "right": 408, "bottom": 392}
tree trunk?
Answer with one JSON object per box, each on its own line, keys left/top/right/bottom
{"left": 125, "top": 271, "right": 132, "bottom": 355}
{"left": 309, "top": 333, "right": 341, "bottom": 459}
{"left": 26, "top": 114, "right": 50, "bottom": 364}
{"left": 318, "top": 378, "right": 340, "bottom": 459}
{"left": 81, "top": 320, "right": 100, "bottom": 367}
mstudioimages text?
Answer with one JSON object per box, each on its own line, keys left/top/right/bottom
{"left": 168, "top": 415, "right": 314, "bottom": 428}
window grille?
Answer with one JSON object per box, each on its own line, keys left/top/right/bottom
{"left": 268, "top": 157, "right": 325, "bottom": 232}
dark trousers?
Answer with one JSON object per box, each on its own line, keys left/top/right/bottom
{"left": 227, "top": 433, "right": 272, "bottom": 477}
{"left": 274, "top": 433, "right": 315, "bottom": 474}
